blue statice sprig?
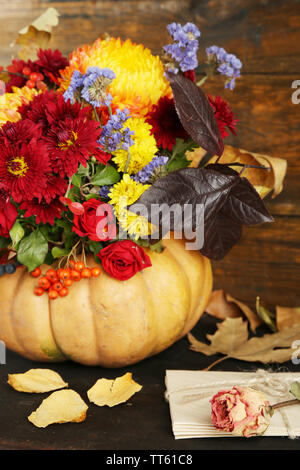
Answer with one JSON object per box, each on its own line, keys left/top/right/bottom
{"left": 163, "top": 22, "right": 201, "bottom": 73}
{"left": 63, "top": 66, "right": 116, "bottom": 107}
{"left": 206, "top": 45, "right": 242, "bottom": 90}
{"left": 132, "top": 155, "right": 169, "bottom": 183}
{"left": 97, "top": 108, "right": 135, "bottom": 153}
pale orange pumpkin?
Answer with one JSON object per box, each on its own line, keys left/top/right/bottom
{"left": 0, "top": 237, "right": 212, "bottom": 367}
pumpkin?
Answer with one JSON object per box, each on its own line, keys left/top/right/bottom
{"left": 0, "top": 237, "right": 212, "bottom": 367}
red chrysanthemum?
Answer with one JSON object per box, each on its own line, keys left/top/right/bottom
{"left": 0, "top": 140, "right": 50, "bottom": 203}
{"left": 183, "top": 70, "right": 196, "bottom": 82}
{"left": 43, "top": 174, "right": 68, "bottom": 203}
{"left": 20, "top": 197, "right": 65, "bottom": 226}
{"left": 93, "top": 147, "right": 112, "bottom": 164}
{"left": 0, "top": 119, "right": 42, "bottom": 146}
{"left": 35, "top": 49, "right": 69, "bottom": 85}
{"left": 19, "top": 91, "right": 91, "bottom": 134}
{"left": 208, "top": 95, "right": 238, "bottom": 139}
{"left": 146, "top": 96, "right": 188, "bottom": 151}
{"left": 45, "top": 117, "right": 101, "bottom": 177}
{"left": 0, "top": 185, "right": 17, "bottom": 237}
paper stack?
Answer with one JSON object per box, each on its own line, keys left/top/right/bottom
{"left": 165, "top": 369, "right": 300, "bottom": 439}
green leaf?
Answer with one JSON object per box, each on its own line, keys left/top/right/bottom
{"left": 91, "top": 165, "right": 120, "bottom": 186}
{"left": 165, "top": 138, "right": 198, "bottom": 173}
{"left": 9, "top": 221, "right": 25, "bottom": 247}
{"left": 51, "top": 246, "right": 70, "bottom": 259}
{"left": 17, "top": 230, "right": 48, "bottom": 272}
{"left": 290, "top": 382, "right": 300, "bottom": 401}
{"left": 85, "top": 194, "right": 100, "bottom": 201}
{"left": 77, "top": 164, "right": 90, "bottom": 176}
{"left": 256, "top": 297, "right": 277, "bottom": 332}
{"left": 72, "top": 173, "right": 82, "bottom": 188}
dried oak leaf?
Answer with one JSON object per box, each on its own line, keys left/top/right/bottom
{"left": 206, "top": 290, "right": 261, "bottom": 332}
{"left": 207, "top": 145, "right": 287, "bottom": 199}
{"left": 276, "top": 305, "right": 300, "bottom": 331}
{"left": 13, "top": 8, "right": 60, "bottom": 61}
{"left": 87, "top": 372, "right": 142, "bottom": 407}
{"left": 188, "top": 317, "right": 300, "bottom": 363}
{"left": 28, "top": 389, "right": 88, "bottom": 428}
{"left": 7, "top": 368, "right": 68, "bottom": 393}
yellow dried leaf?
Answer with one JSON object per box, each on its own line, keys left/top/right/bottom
{"left": 206, "top": 290, "right": 261, "bottom": 332}
{"left": 15, "top": 26, "right": 51, "bottom": 61}
{"left": 276, "top": 305, "right": 300, "bottom": 331}
{"left": 13, "top": 8, "right": 60, "bottom": 61}
{"left": 18, "top": 8, "right": 60, "bottom": 35}
{"left": 7, "top": 368, "right": 68, "bottom": 393}
{"left": 28, "top": 389, "right": 88, "bottom": 428}
{"left": 188, "top": 317, "right": 300, "bottom": 364}
{"left": 87, "top": 372, "right": 142, "bottom": 407}
{"left": 206, "top": 145, "right": 287, "bottom": 198}
{"left": 186, "top": 147, "right": 206, "bottom": 168}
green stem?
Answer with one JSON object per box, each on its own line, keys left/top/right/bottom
{"left": 123, "top": 149, "right": 132, "bottom": 174}
{"left": 196, "top": 75, "right": 208, "bottom": 87}
{"left": 271, "top": 399, "right": 299, "bottom": 410}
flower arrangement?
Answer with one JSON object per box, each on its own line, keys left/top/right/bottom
{"left": 0, "top": 17, "right": 273, "bottom": 300}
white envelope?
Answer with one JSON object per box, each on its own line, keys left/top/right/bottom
{"left": 165, "top": 370, "right": 300, "bottom": 439}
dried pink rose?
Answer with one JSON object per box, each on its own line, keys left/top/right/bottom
{"left": 210, "top": 386, "right": 272, "bottom": 437}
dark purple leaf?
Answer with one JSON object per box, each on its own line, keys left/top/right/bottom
{"left": 129, "top": 166, "right": 238, "bottom": 239}
{"left": 200, "top": 207, "right": 243, "bottom": 260}
{"left": 166, "top": 71, "right": 224, "bottom": 157}
{"left": 206, "top": 164, "right": 274, "bottom": 225}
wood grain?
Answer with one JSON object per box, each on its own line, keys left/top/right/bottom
{"left": 0, "top": 0, "right": 299, "bottom": 307}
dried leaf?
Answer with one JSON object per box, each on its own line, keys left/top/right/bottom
{"left": 87, "top": 372, "right": 142, "bottom": 407}
{"left": 7, "top": 368, "right": 68, "bottom": 393}
{"left": 15, "top": 26, "right": 51, "bottom": 61}
{"left": 206, "top": 290, "right": 261, "bottom": 332}
{"left": 13, "top": 8, "right": 60, "bottom": 61}
{"left": 186, "top": 147, "right": 206, "bottom": 168}
{"left": 18, "top": 7, "right": 60, "bottom": 34}
{"left": 256, "top": 297, "right": 277, "bottom": 332}
{"left": 290, "top": 382, "right": 300, "bottom": 401}
{"left": 188, "top": 317, "right": 300, "bottom": 363}
{"left": 276, "top": 305, "right": 300, "bottom": 331}
{"left": 166, "top": 72, "right": 224, "bottom": 156}
{"left": 28, "top": 389, "right": 88, "bottom": 428}
{"left": 207, "top": 145, "right": 287, "bottom": 199}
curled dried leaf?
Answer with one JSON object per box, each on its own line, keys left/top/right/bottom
{"left": 276, "top": 305, "right": 300, "bottom": 331}
{"left": 7, "top": 368, "right": 68, "bottom": 393}
{"left": 12, "top": 8, "right": 60, "bottom": 61}
{"left": 28, "top": 389, "right": 88, "bottom": 428}
{"left": 206, "top": 290, "right": 261, "bottom": 332}
{"left": 87, "top": 372, "right": 142, "bottom": 407}
{"left": 204, "top": 145, "right": 287, "bottom": 198}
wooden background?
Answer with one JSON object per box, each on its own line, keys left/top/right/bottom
{"left": 1, "top": 0, "right": 299, "bottom": 308}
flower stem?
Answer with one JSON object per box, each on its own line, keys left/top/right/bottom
{"left": 123, "top": 149, "right": 132, "bottom": 174}
{"left": 202, "top": 355, "right": 229, "bottom": 371}
{"left": 271, "top": 399, "right": 299, "bottom": 410}
{"left": 196, "top": 75, "right": 208, "bottom": 87}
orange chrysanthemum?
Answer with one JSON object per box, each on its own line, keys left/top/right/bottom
{"left": 59, "top": 37, "right": 171, "bottom": 116}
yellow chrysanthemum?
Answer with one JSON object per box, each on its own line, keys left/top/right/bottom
{"left": 108, "top": 174, "right": 153, "bottom": 239}
{"left": 0, "top": 86, "right": 39, "bottom": 127}
{"left": 59, "top": 37, "right": 171, "bottom": 116}
{"left": 112, "top": 117, "right": 158, "bottom": 175}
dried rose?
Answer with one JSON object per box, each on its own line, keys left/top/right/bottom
{"left": 210, "top": 386, "right": 272, "bottom": 437}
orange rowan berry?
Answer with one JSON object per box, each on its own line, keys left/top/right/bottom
{"left": 70, "top": 269, "right": 81, "bottom": 281}
{"left": 48, "top": 289, "right": 58, "bottom": 300}
{"left": 59, "top": 287, "right": 69, "bottom": 297}
{"left": 30, "top": 267, "right": 41, "bottom": 278}
{"left": 38, "top": 276, "right": 51, "bottom": 290}
{"left": 91, "top": 267, "right": 101, "bottom": 277}
{"left": 81, "top": 268, "right": 92, "bottom": 278}
{"left": 75, "top": 261, "right": 85, "bottom": 271}
{"left": 34, "top": 287, "right": 44, "bottom": 296}
{"left": 46, "top": 269, "right": 58, "bottom": 282}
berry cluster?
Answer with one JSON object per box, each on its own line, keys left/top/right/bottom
{"left": 22, "top": 67, "right": 47, "bottom": 91}
{"left": 31, "top": 260, "right": 101, "bottom": 299}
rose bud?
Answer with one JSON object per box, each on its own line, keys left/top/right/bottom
{"left": 210, "top": 386, "right": 272, "bottom": 437}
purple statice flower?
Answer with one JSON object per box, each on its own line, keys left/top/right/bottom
{"left": 98, "top": 108, "right": 135, "bottom": 153}
{"left": 81, "top": 67, "right": 116, "bottom": 107}
{"left": 163, "top": 22, "right": 201, "bottom": 73}
{"left": 206, "top": 45, "right": 242, "bottom": 90}
{"left": 132, "top": 156, "right": 169, "bottom": 183}
{"left": 99, "top": 185, "right": 112, "bottom": 198}
{"left": 63, "top": 70, "right": 84, "bottom": 103}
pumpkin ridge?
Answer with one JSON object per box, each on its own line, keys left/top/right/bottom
{"left": 47, "top": 290, "right": 67, "bottom": 361}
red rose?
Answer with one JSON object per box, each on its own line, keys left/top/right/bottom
{"left": 0, "top": 187, "right": 17, "bottom": 237}
{"left": 97, "top": 240, "right": 152, "bottom": 281}
{"left": 72, "top": 199, "right": 116, "bottom": 242}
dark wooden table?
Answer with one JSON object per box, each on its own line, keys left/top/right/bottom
{"left": 0, "top": 0, "right": 300, "bottom": 452}
{"left": 0, "top": 314, "right": 299, "bottom": 451}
